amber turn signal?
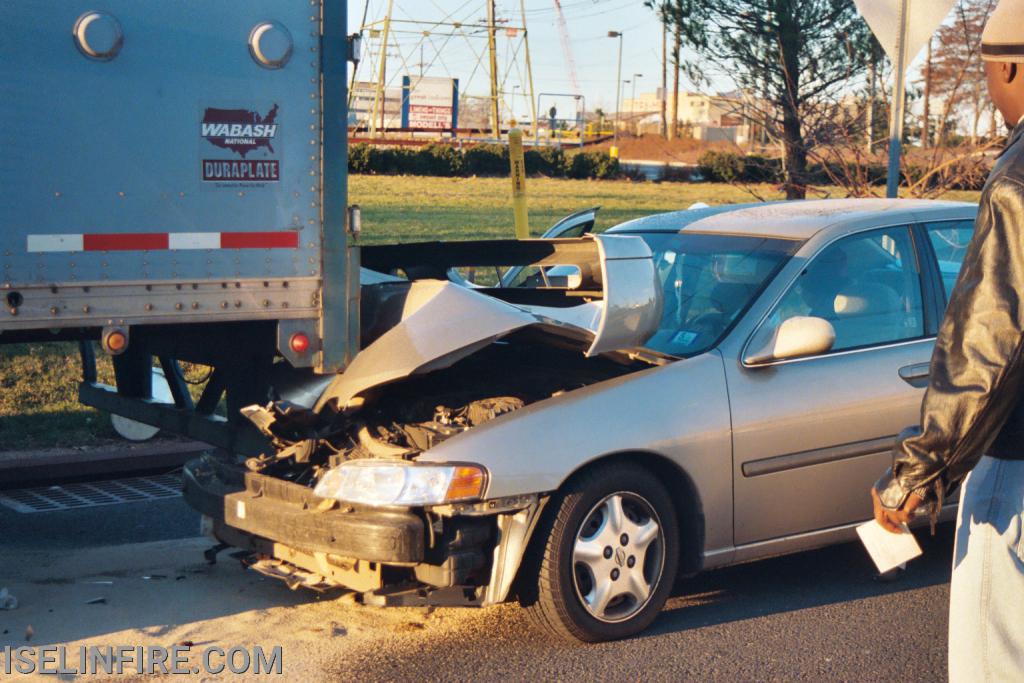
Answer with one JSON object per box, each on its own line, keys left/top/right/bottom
{"left": 445, "top": 465, "right": 486, "bottom": 501}
{"left": 103, "top": 329, "right": 128, "bottom": 355}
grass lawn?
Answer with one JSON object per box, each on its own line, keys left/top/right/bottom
{"left": 350, "top": 176, "right": 981, "bottom": 243}
{"left": 0, "top": 343, "right": 120, "bottom": 450}
{"left": 350, "top": 176, "right": 776, "bottom": 242}
{"left": 0, "top": 176, "right": 982, "bottom": 450}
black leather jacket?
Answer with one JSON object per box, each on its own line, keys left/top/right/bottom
{"left": 877, "top": 121, "right": 1024, "bottom": 512}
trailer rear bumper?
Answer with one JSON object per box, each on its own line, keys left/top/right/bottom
{"left": 182, "top": 454, "right": 426, "bottom": 563}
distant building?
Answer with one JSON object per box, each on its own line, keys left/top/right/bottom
{"left": 621, "top": 90, "right": 757, "bottom": 145}
{"left": 349, "top": 81, "right": 403, "bottom": 129}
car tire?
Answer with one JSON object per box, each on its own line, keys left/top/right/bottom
{"left": 520, "top": 461, "right": 679, "bottom": 643}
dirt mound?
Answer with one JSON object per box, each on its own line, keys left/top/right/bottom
{"left": 587, "top": 136, "right": 739, "bottom": 163}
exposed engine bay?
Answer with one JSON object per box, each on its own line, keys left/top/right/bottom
{"left": 181, "top": 234, "right": 669, "bottom": 609}
{"left": 239, "top": 233, "right": 669, "bottom": 496}
{"left": 242, "top": 338, "right": 649, "bottom": 490}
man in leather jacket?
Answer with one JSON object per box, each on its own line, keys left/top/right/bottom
{"left": 871, "top": 1, "right": 1024, "bottom": 678}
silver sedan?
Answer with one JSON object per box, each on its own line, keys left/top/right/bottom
{"left": 186, "top": 198, "right": 976, "bottom": 643}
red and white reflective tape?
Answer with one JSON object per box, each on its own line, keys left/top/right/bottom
{"left": 26, "top": 231, "right": 299, "bottom": 253}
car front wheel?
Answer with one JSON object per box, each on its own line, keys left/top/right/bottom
{"left": 521, "top": 462, "right": 679, "bottom": 642}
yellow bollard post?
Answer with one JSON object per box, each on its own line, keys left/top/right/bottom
{"left": 508, "top": 127, "right": 530, "bottom": 240}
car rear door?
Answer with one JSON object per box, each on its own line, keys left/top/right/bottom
{"left": 723, "top": 224, "right": 941, "bottom": 545}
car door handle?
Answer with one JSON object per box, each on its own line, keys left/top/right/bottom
{"left": 899, "top": 362, "right": 931, "bottom": 387}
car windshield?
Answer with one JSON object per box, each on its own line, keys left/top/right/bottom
{"left": 627, "top": 232, "right": 801, "bottom": 357}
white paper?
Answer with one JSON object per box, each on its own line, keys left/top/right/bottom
{"left": 856, "top": 520, "right": 923, "bottom": 573}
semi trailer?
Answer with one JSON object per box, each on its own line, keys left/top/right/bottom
{"left": 2, "top": 1, "right": 676, "bottom": 642}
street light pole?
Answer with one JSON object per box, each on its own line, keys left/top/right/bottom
{"left": 608, "top": 30, "right": 623, "bottom": 154}
{"left": 630, "top": 73, "right": 642, "bottom": 124}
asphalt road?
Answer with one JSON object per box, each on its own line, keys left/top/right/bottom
{"left": 1, "top": 471, "right": 954, "bottom": 681}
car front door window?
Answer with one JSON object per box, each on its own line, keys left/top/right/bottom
{"left": 768, "top": 226, "right": 926, "bottom": 353}
{"left": 925, "top": 220, "right": 975, "bottom": 302}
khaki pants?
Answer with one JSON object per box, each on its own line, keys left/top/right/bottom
{"left": 949, "top": 456, "right": 1024, "bottom": 682}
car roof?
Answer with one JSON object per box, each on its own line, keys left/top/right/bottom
{"left": 606, "top": 198, "right": 976, "bottom": 241}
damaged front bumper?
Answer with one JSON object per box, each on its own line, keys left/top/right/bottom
{"left": 182, "top": 453, "right": 544, "bottom": 606}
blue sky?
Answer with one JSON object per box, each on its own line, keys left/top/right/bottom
{"left": 348, "top": 0, "right": 674, "bottom": 114}
{"left": 347, "top": 0, "right": 949, "bottom": 122}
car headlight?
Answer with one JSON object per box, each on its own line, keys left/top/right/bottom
{"left": 312, "top": 461, "right": 487, "bottom": 506}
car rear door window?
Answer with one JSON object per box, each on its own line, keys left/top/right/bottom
{"left": 924, "top": 220, "right": 975, "bottom": 302}
{"left": 770, "top": 226, "right": 925, "bottom": 352}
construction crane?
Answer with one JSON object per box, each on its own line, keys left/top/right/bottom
{"left": 552, "top": 0, "right": 581, "bottom": 96}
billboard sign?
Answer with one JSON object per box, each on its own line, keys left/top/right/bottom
{"left": 401, "top": 76, "right": 458, "bottom": 130}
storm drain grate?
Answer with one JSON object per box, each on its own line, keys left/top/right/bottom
{"left": 0, "top": 473, "right": 182, "bottom": 513}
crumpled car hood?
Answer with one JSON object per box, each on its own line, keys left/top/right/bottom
{"left": 314, "top": 234, "right": 662, "bottom": 413}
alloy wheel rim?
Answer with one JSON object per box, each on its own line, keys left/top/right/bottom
{"left": 571, "top": 491, "right": 665, "bottom": 623}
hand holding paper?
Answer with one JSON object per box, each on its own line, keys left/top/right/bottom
{"left": 856, "top": 520, "right": 923, "bottom": 574}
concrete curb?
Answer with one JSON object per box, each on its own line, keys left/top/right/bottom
{"left": 0, "top": 439, "right": 212, "bottom": 486}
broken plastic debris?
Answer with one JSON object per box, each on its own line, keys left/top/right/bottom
{"left": 0, "top": 588, "right": 17, "bottom": 610}
{"left": 85, "top": 597, "right": 107, "bottom": 605}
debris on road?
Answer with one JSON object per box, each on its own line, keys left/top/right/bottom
{"left": 85, "top": 597, "right": 107, "bottom": 605}
{"left": 24, "top": 625, "right": 33, "bottom": 641}
{"left": 0, "top": 587, "right": 17, "bottom": 610}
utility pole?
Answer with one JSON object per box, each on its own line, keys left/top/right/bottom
{"left": 368, "top": 0, "right": 395, "bottom": 137}
{"left": 886, "top": 0, "right": 909, "bottom": 198}
{"left": 486, "top": 0, "right": 501, "bottom": 139}
{"left": 608, "top": 30, "right": 623, "bottom": 153}
{"left": 630, "top": 73, "right": 643, "bottom": 131}
{"left": 516, "top": 0, "right": 540, "bottom": 143}
{"left": 660, "top": 16, "right": 667, "bottom": 139}
{"left": 670, "top": 23, "right": 680, "bottom": 141}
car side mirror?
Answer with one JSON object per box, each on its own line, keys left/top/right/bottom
{"left": 744, "top": 316, "right": 836, "bottom": 366}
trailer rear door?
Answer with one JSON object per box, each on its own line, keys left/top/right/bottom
{"left": 1, "top": 1, "right": 355, "bottom": 371}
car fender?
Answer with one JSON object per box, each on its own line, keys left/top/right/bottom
{"left": 418, "top": 351, "right": 735, "bottom": 555}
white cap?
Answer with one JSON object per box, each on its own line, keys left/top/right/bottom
{"left": 982, "top": 0, "right": 1024, "bottom": 62}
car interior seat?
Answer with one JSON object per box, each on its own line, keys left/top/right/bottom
{"left": 831, "top": 281, "right": 904, "bottom": 349}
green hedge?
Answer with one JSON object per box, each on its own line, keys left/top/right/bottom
{"left": 348, "top": 143, "right": 619, "bottom": 180}
{"left": 697, "top": 150, "right": 781, "bottom": 184}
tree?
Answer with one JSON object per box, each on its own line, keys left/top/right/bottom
{"left": 661, "top": 0, "right": 870, "bottom": 199}
{"left": 928, "top": 0, "right": 996, "bottom": 144}
{"left": 647, "top": 2, "right": 701, "bottom": 140}
{"left": 922, "top": 38, "right": 933, "bottom": 148}
{"left": 857, "top": 30, "right": 886, "bottom": 154}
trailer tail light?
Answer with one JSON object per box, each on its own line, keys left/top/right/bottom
{"left": 102, "top": 328, "right": 128, "bottom": 355}
{"left": 289, "top": 332, "right": 310, "bottom": 354}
